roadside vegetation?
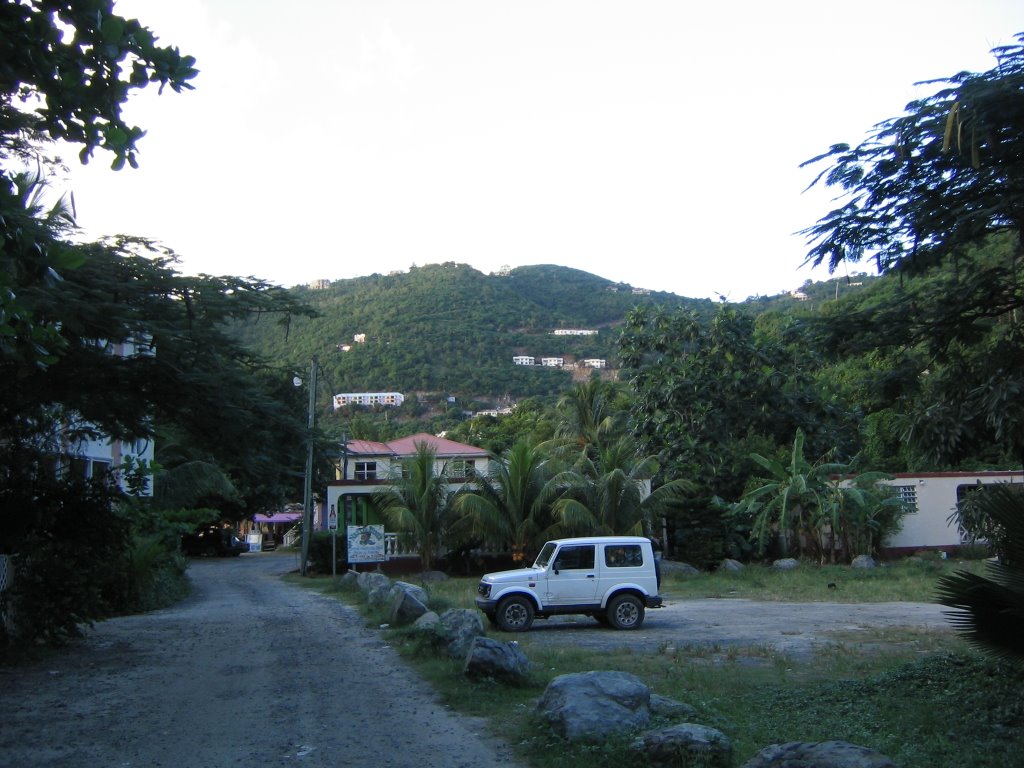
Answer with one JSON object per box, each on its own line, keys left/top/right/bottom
{"left": 309, "top": 562, "right": 1023, "bottom": 768}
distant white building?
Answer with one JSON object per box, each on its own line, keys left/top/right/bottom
{"left": 353, "top": 333, "right": 367, "bottom": 343}
{"left": 512, "top": 355, "right": 535, "bottom": 366}
{"left": 540, "top": 357, "right": 564, "bottom": 367}
{"left": 582, "top": 358, "right": 607, "bottom": 368}
{"left": 332, "top": 392, "right": 404, "bottom": 409}
{"left": 551, "top": 329, "right": 598, "bottom": 336}
{"left": 307, "top": 279, "right": 331, "bottom": 290}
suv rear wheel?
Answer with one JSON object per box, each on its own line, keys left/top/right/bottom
{"left": 495, "top": 595, "right": 535, "bottom": 632}
{"left": 606, "top": 593, "right": 645, "bottom": 630}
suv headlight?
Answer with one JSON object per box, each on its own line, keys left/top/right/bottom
{"left": 477, "top": 582, "right": 491, "bottom": 599}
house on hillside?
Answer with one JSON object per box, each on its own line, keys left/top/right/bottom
{"left": 324, "top": 433, "right": 491, "bottom": 571}
{"left": 875, "top": 471, "right": 1024, "bottom": 555}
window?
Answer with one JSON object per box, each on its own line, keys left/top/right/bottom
{"left": 449, "top": 459, "right": 475, "bottom": 479}
{"left": 354, "top": 461, "right": 377, "bottom": 481}
{"left": 604, "top": 544, "right": 643, "bottom": 568}
{"left": 894, "top": 485, "right": 918, "bottom": 513}
{"left": 553, "top": 544, "right": 595, "bottom": 570}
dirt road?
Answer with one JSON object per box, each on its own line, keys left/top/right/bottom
{"left": 0, "top": 553, "right": 522, "bottom": 768}
{"left": 1, "top": 555, "right": 957, "bottom": 767}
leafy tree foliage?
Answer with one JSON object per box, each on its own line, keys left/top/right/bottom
{"left": 801, "top": 35, "right": 1024, "bottom": 467}
{"left": 937, "top": 484, "right": 1024, "bottom": 662}
{"left": 451, "top": 441, "right": 560, "bottom": 563}
{"left": 731, "top": 429, "right": 902, "bottom": 563}
{"left": 373, "top": 442, "right": 452, "bottom": 570}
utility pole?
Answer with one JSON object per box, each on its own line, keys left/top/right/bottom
{"left": 300, "top": 355, "right": 318, "bottom": 576}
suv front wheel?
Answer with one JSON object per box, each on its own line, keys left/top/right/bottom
{"left": 606, "top": 593, "right": 645, "bottom": 630}
{"left": 495, "top": 595, "right": 535, "bottom": 632}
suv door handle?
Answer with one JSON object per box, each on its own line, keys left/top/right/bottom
{"left": 586, "top": 574, "right": 595, "bottom": 578}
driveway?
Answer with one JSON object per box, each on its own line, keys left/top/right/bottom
{"left": 0, "top": 553, "right": 523, "bottom": 768}
{"left": 504, "top": 590, "right": 955, "bottom": 659}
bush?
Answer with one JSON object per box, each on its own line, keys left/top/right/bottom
{"left": 308, "top": 531, "right": 347, "bottom": 574}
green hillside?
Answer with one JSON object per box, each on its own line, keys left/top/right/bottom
{"left": 233, "top": 262, "right": 712, "bottom": 415}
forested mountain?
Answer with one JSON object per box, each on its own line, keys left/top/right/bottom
{"left": 233, "top": 261, "right": 716, "bottom": 415}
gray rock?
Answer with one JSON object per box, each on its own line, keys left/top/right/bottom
{"left": 537, "top": 670, "right": 650, "bottom": 742}
{"left": 412, "top": 610, "right": 440, "bottom": 629}
{"left": 389, "top": 589, "right": 429, "bottom": 626}
{"left": 439, "top": 608, "right": 485, "bottom": 659}
{"left": 387, "top": 580, "right": 429, "bottom": 606}
{"left": 772, "top": 558, "right": 800, "bottom": 571}
{"left": 720, "top": 558, "right": 745, "bottom": 572}
{"left": 357, "top": 571, "right": 391, "bottom": 595}
{"left": 366, "top": 582, "right": 393, "bottom": 606}
{"left": 633, "top": 723, "right": 732, "bottom": 767}
{"left": 662, "top": 561, "right": 701, "bottom": 576}
{"left": 740, "top": 740, "right": 897, "bottom": 767}
{"left": 418, "top": 570, "right": 449, "bottom": 582}
{"left": 850, "top": 555, "right": 878, "bottom": 569}
{"left": 336, "top": 571, "right": 359, "bottom": 590}
{"left": 649, "top": 693, "right": 697, "bottom": 719}
{"left": 463, "top": 637, "right": 530, "bottom": 683}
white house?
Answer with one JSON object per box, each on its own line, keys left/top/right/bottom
{"left": 551, "top": 329, "right": 598, "bottom": 336}
{"left": 325, "top": 433, "right": 491, "bottom": 568}
{"left": 582, "top": 358, "right": 607, "bottom": 368}
{"left": 58, "top": 335, "right": 155, "bottom": 496}
{"left": 877, "top": 471, "right": 1024, "bottom": 554}
{"left": 512, "top": 355, "right": 535, "bottom": 366}
{"left": 540, "top": 357, "right": 564, "bottom": 367}
{"left": 332, "top": 392, "right": 404, "bottom": 409}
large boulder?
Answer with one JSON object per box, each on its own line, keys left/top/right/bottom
{"left": 357, "top": 571, "right": 391, "bottom": 595}
{"left": 850, "top": 555, "right": 878, "bottom": 569}
{"left": 740, "top": 740, "right": 897, "bottom": 768}
{"left": 387, "top": 580, "right": 429, "bottom": 606}
{"left": 462, "top": 637, "right": 530, "bottom": 683}
{"left": 389, "top": 588, "right": 429, "bottom": 626}
{"left": 633, "top": 723, "right": 732, "bottom": 767}
{"left": 439, "top": 609, "right": 485, "bottom": 659}
{"left": 772, "top": 558, "right": 800, "bottom": 571}
{"left": 649, "top": 693, "right": 697, "bottom": 719}
{"left": 720, "top": 558, "right": 745, "bottom": 572}
{"left": 537, "top": 670, "right": 650, "bottom": 742}
{"left": 662, "top": 561, "right": 701, "bottom": 576}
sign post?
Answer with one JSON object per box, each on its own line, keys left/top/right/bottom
{"left": 328, "top": 504, "right": 339, "bottom": 577}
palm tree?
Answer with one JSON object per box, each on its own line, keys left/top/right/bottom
{"left": 735, "top": 430, "right": 900, "bottom": 562}
{"left": 936, "top": 484, "right": 1024, "bottom": 662}
{"left": 372, "top": 442, "right": 450, "bottom": 570}
{"left": 451, "top": 441, "right": 559, "bottom": 563}
{"left": 549, "top": 436, "right": 694, "bottom": 539}
{"left": 555, "top": 378, "right": 628, "bottom": 457}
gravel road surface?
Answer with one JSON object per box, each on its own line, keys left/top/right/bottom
{"left": 0, "top": 553, "right": 522, "bottom": 768}
{"left": 1, "top": 554, "right": 957, "bottom": 768}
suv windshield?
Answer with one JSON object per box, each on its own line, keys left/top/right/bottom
{"left": 533, "top": 541, "right": 557, "bottom": 568}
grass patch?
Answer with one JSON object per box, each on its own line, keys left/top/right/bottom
{"left": 295, "top": 564, "right": 1020, "bottom": 768}
{"left": 661, "top": 557, "right": 990, "bottom": 603}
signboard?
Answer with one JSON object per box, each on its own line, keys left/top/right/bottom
{"left": 327, "top": 504, "right": 339, "bottom": 531}
{"left": 347, "top": 524, "right": 385, "bottom": 563}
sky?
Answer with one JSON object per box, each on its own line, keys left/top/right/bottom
{"left": 60, "top": 1, "right": 1024, "bottom": 301}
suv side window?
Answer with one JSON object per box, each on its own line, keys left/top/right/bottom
{"left": 604, "top": 544, "right": 643, "bottom": 568}
{"left": 553, "top": 544, "right": 595, "bottom": 570}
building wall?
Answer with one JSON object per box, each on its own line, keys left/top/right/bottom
{"left": 879, "top": 472, "right": 1024, "bottom": 552}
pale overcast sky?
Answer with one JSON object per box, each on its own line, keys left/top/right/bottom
{"left": 61, "top": 1, "right": 1024, "bottom": 301}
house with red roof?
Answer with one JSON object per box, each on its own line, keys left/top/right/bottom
{"left": 324, "top": 432, "right": 491, "bottom": 570}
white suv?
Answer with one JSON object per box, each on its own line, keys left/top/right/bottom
{"left": 474, "top": 536, "right": 662, "bottom": 632}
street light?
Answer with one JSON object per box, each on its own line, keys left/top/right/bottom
{"left": 295, "top": 356, "right": 318, "bottom": 576}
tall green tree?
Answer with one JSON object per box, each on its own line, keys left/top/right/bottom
{"left": 800, "top": 33, "right": 1024, "bottom": 467}
{"left": 373, "top": 442, "right": 451, "bottom": 570}
{"left": 549, "top": 436, "right": 694, "bottom": 539}
{"left": 451, "top": 441, "right": 559, "bottom": 563}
